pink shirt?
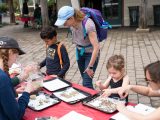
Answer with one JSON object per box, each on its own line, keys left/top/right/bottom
{"left": 71, "top": 18, "right": 97, "bottom": 48}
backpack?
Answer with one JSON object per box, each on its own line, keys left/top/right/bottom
{"left": 57, "top": 42, "right": 63, "bottom": 69}
{"left": 80, "top": 7, "right": 112, "bottom": 42}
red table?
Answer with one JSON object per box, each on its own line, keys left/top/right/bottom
{"left": 20, "top": 17, "right": 34, "bottom": 23}
{"left": 23, "top": 83, "right": 119, "bottom": 120}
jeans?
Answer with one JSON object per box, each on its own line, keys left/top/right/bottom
{"left": 77, "top": 50, "right": 99, "bottom": 89}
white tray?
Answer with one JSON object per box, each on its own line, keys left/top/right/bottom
{"left": 43, "top": 78, "right": 70, "bottom": 91}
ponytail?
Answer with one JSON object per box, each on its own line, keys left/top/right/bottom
{"left": 74, "top": 9, "right": 85, "bottom": 21}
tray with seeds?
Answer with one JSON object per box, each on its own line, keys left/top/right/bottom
{"left": 82, "top": 93, "right": 124, "bottom": 113}
{"left": 51, "top": 87, "right": 91, "bottom": 104}
{"left": 28, "top": 91, "right": 61, "bottom": 111}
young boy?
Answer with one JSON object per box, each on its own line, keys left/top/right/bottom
{"left": 39, "top": 27, "right": 70, "bottom": 78}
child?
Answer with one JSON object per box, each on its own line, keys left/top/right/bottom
{"left": 0, "top": 36, "right": 37, "bottom": 119}
{"left": 39, "top": 26, "right": 70, "bottom": 78}
{"left": 96, "top": 54, "right": 129, "bottom": 101}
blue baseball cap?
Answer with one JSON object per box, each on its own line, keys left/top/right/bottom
{"left": 55, "top": 6, "right": 74, "bottom": 26}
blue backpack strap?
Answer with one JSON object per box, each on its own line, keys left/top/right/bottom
{"left": 82, "top": 15, "right": 89, "bottom": 39}
{"left": 76, "top": 47, "right": 79, "bottom": 61}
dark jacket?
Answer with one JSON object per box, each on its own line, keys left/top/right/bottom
{"left": 40, "top": 42, "right": 70, "bottom": 78}
{"left": 22, "top": 2, "right": 28, "bottom": 15}
{"left": 0, "top": 69, "right": 29, "bottom": 120}
{"left": 34, "top": 7, "right": 41, "bottom": 19}
{"left": 11, "top": 76, "right": 20, "bottom": 87}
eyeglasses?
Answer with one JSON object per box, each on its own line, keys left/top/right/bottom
{"left": 145, "top": 77, "right": 155, "bottom": 83}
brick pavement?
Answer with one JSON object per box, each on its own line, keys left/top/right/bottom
{"left": 0, "top": 21, "right": 160, "bottom": 108}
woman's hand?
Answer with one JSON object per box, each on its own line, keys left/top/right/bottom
{"left": 16, "top": 86, "right": 25, "bottom": 94}
{"left": 118, "top": 86, "right": 130, "bottom": 99}
{"left": 24, "top": 80, "right": 41, "bottom": 93}
{"left": 84, "top": 67, "right": 94, "bottom": 78}
{"left": 116, "top": 101, "right": 126, "bottom": 112}
{"left": 18, "top": 64, "right": 36, "bottom": 81}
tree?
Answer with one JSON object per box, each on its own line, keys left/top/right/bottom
{"left": 139, "top": 0, "right": 147, "bottom": 29}
{"left": 40, "top": 0, "right": 49, "bottom": 28}
{"left": 8, "top": 0, "right": 16, "bottom": 24}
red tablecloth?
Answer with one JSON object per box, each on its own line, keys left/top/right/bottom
{"left": 23, "top": 83, "right": 122, "bottom": 120}
{"left": 20, "top": 17, "right": 34, "bottom": 22}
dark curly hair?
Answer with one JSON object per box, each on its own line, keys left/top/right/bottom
{"left": 40, "top": 26, "right": 57, "bottom": 39}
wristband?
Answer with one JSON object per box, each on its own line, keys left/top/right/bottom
{"left": 88, "top": 66, "right": 93, "bottom": 70}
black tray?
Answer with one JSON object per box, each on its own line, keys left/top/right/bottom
{"left": 43, "top": 77, "right": 71, "bottom": 92}
{"left": 82, "top": 93, "right": 120, "bottom": 114}
{"left": 28, "top": 91, "right": 61, "bottom": 111}
{"left": 51, "top": 87, "right": 92, "bottom": 104}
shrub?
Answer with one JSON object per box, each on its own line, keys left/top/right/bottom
{"left": 0, "top": 3, "right": 8, "bottom": 13}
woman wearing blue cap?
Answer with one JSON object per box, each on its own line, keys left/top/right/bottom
{"left": 55, "top": 6, "right": 100, "bottom": 89}
{"left": 0, "top": 36, "right": 38, "bottom": 120}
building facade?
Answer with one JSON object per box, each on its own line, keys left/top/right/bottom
{"left": 124, "top": 0, "right": 160, "bottom": 26}
{"left": 56, "top": 0, "right": 160, "bottom": 27}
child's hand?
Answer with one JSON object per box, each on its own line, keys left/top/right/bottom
{"left": 96, "top": 80, "right": 102, "bottom": 89}
{"left": 101, "top": 89, "right": 112, "bottom": 97}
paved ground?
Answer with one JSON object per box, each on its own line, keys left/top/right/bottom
{"left": 1, "top": 16, "right": 160, "bottom": 108}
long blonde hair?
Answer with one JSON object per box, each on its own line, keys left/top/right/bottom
{"left": 74, "top": 9, "right": 85, "bottom": 22}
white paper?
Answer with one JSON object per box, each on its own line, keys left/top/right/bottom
{"left": 59, "top": 111, "right": 92, "bottom": 120}
{"left": 43, "top": 78, "right": 70, "bottom": 91}
{"left": 53, "top": 87, "right": 87, "bottom": 102}
{"left": 110, "top": 104, "right": 156, "bottom": 120}
{"left": 134, "top": 103, "right": 155, "bottom": 114}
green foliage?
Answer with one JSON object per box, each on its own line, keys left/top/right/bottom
{"left": 0, "top": 1, "right": 20, "bottom": 14}
{"left": 13, "top": 0, "right": 20, "bottom": 13}
{"left": 0, "top": 3, "right": 8, "bottom": 13}
{"left": 48, "top": 0, "right": 55, "bottom": 7}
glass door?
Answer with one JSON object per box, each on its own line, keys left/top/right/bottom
{"left": 102, "top": 0, "right": 122, "bottom": 26}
